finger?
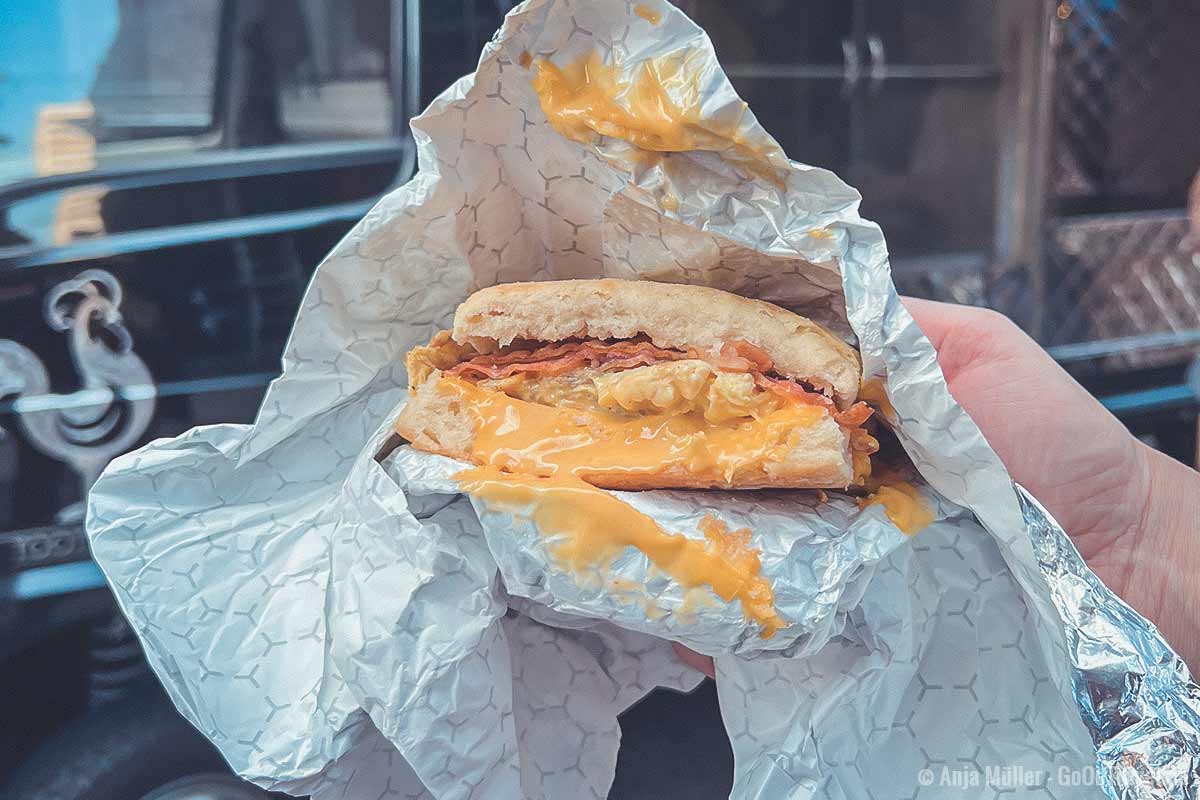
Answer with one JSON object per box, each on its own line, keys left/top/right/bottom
{"left": 900, "top": 296, "right": 1021, "bottom": 362}
{"left": 671, "top": 642, "right": 715, "bottom": 678}
{"left": 899, "top": 295, "right": 977, "bottom": 351}
{"left": 900, "top": 295, "right": 1104, "bottom": 414}
{"left": 899, "top": 296, "right": 1038, "bottom": 380}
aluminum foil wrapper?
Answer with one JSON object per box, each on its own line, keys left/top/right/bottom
{"left": 86, "top": 0, "right": 1200, "bottom": 797}
{"left": 385, "top": 445, "right": 917, "bottom": 659}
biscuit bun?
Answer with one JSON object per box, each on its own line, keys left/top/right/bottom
{"left": 395, "top": 279, "right": 869, "bottom": 490}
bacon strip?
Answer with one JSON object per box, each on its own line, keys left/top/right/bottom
{"left": 716, "top": 340, "right": 775, "bottom": 372}
{"left": 755, "top": 373, "right": 833, "bottom": 409}
{"left": 447, "top": 339, "right": 696, "bottom": 380}
{"left": 833, "top": 403, "right": 874, "bottom": 428}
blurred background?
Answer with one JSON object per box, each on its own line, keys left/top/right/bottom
{"left": 1, "top": 1, "right": 1198, "bottom": 798}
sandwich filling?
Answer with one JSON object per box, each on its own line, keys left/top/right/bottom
{"left": 400, "top": 330, "right": 884, "bottom": 639}
{"left": 406, "top": 332, "right": 878, "bottom": 487}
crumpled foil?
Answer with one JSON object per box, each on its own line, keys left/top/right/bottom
{"left": 85, "top": 0, "right": 1200, "bottom": 798}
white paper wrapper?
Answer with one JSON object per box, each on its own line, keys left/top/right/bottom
{"left": 87, "top": 1, "right": 1200, "bottom": 798}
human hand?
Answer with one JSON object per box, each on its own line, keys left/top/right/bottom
{"left": 675, "top": 298, "right": 1200, "bottom": 678}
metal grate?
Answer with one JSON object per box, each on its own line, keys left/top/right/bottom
{"left": 1042, "top": 210, "right": 1200, "bottom": 367}
{"left": 1051, "top": 0, "right": 1200, "bottom": 211}
{"left": 893, "top": 256, "right": 988, "bottom": 308}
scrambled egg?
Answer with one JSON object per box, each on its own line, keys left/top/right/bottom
{"left": 474, "top": 369, "right": 591, "bottom": 409}
{"left": 478, "top": 360, "right": 786, "bottom": 423}
{"left": 597, "top": 361, "right": 785, "bottom": 422}
{"left": 594, "top": 360, "right": 711, "bottom": 414}
{"left": 406, "top": 331, "right": 476, "bottom": 388}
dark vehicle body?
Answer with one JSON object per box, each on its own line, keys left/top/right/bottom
{"left": 1, "top": 2, "right": 1196, "bottom": 798}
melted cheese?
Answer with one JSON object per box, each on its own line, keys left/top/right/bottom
{"left": 858, "top": 377, "right": 896, "bottom": 422}
{"left": 859, "top": 481, "right": 933, "bottom": 535}
{"left": 633, "top": 3, "right": 662, "bottom": 24}
{"left": 531, "top": 51, "right": 784, "bottom": 186}
{"left": 456, "top": 467, "right": 785, "bottom": 637}
{"left": 436, "top": 374, "right": 826, "bottom": 485}
{"left": 850, "top": 438, "right": 874, "bottom": 486}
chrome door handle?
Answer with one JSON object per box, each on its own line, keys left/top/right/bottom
{"left": 841, "top": 36, "right": 861, "bottom": 97}
{"left": 866, "top": 33, "right": 886, "bottom": 92}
